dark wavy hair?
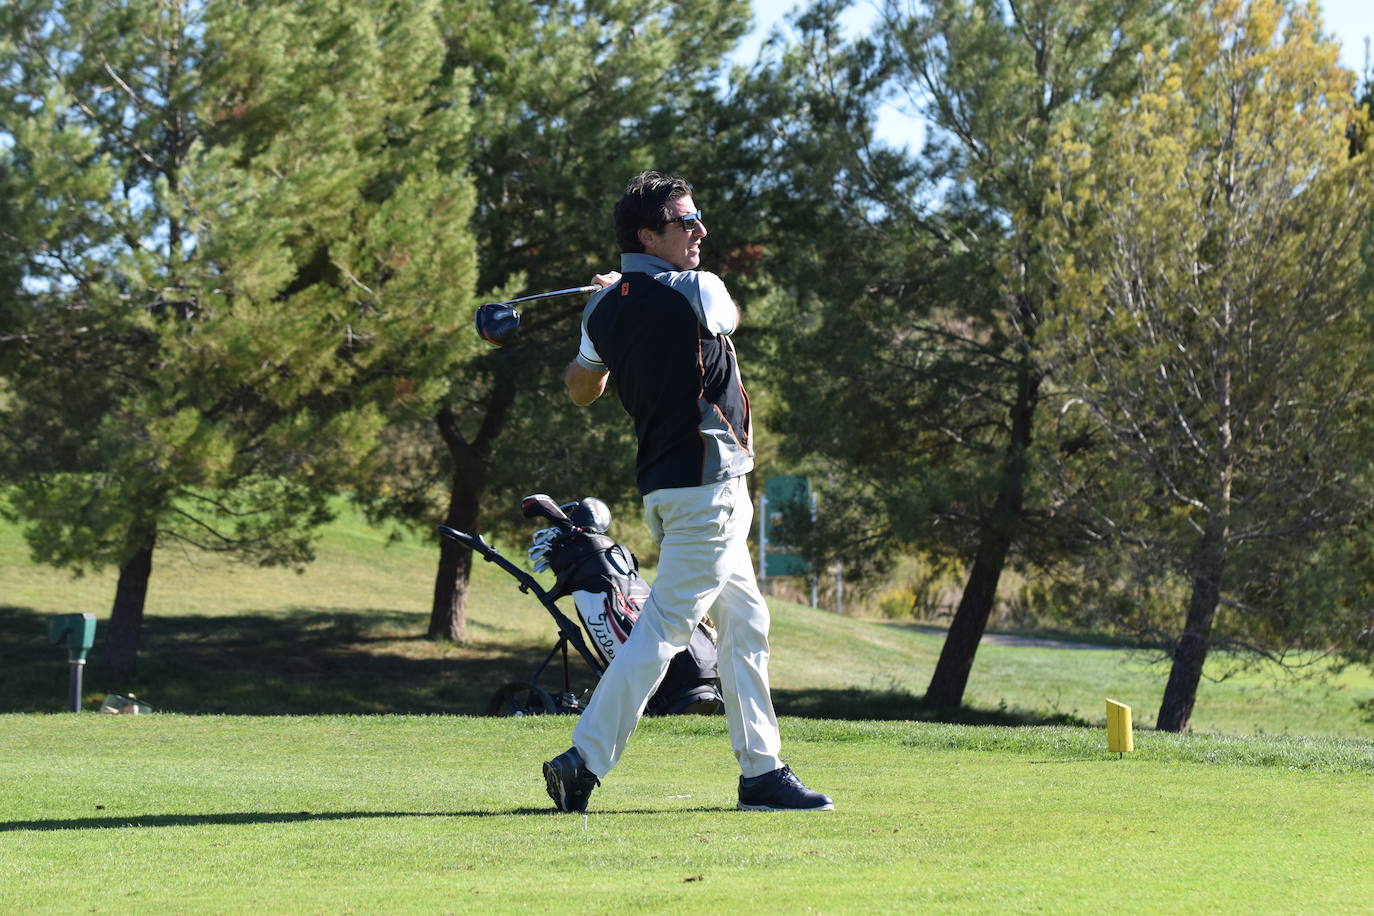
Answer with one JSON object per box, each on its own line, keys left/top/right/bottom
{"left": 613, "top": 170, "right": 693, "bottom": 254}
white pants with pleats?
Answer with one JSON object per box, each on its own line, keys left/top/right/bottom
{"left": 571, "top": 475, "right": 784, "bottom": 779}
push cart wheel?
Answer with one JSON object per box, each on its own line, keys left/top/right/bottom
{"left": 486, "top": 682, "right": 557, "bottom": 717}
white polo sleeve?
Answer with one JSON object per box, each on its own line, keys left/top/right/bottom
{"left": 666, "top": 270, "right": 738, "bottom": 335}
{"left": 575, "top": 295, "right": 608, "bottom": 371}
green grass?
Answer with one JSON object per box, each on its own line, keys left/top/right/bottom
{"left": 843, "top": 623, "right": 1374, "bottom": 738}
{"left": 3, "top": 506, "right": 1373, "bottom": 736}
{"left": 6, "top": 511, "right": 1374, "bottom": 911}
{"left": 2, "top": 715, "right": 1371, "bottom": 914}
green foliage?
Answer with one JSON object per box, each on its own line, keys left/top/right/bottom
{"left": 742, "top": 0, "right": 1179, "bottom": 710}
{"left": 0, "top": 0, "right": 479, "bottom": 673}
{"left": 731, "top": 1, "right": 963, "bottom": 582}
{"left": 0, "top": 0, "right": 477, "bottom": 572}
{"left": 749, "top": 0, "right": 1178, "bottom": 568}
{"left": 353, "top": 0, "right": 759, "bottom": 559}
{"left": 1039, "top": 0, "right": 1374, "bottom": 670}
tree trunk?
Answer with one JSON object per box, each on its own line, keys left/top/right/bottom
{"left": 103, "top": 529, "right": 156, "bottom": 682}
{"left": 430, "top": 464, "right": 478, "bottom": 642}
{"left": 428, "top": 368, "right": 515, "bottom": 642}
{"left": 1156, "top": 522, "right": 1228, "bottom": 733}
{"left": 923, "top": 525, "right": 1014, "bottom": 709}
{"left": 924, "top": 358, "right": 1040, "bottom": 709}
{"left": 1159, "top": 295, "right": 1234, "bottom": 732}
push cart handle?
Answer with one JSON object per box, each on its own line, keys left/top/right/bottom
{"left": 436, "top": 526, "right": 538, "bottom": 595}
{"left": 434, "top": 524, "right": 605, "bottom": 675}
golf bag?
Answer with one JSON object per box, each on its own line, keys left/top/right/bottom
{"left": 531, "top": 506, "right": 723, "bottom": 716}
{"left": 436, "top": 493, "right": 723, "bottom": 717}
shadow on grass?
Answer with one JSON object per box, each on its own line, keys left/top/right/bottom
{"left": 0, "top": 810, "right": 479, "bottom": 832}
{"left": 1, "top": 805, "right": 740, "bottom": 833}
{"left": 4, "top": 605, "right": 1086, "bottom": 726}
{"left": 0, "top": 604, "right": 599, "bottom": 717}
{"left": 772, "top": 687, "right": 1091, "bottom": 727}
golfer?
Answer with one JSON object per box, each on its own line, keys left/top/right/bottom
{"left": 543, "top": 171, "right": 833, "bottom": 813}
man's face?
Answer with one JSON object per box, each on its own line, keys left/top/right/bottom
{"left": 640, "top": 195, "right": 707, "bottom": 271}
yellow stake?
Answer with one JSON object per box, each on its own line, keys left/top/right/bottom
{"left": 1106, "top": 698, "right": 1134, "bottom": 756}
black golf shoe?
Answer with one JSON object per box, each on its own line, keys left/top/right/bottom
{"left": 737, "top": 765, "right": 834, "bottom": 811}
{"left": 543, "top": 746, "right": 600, "bottom": 813}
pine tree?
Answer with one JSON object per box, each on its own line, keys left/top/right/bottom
{"left": 745, "top": 0, "right": 1172, "bottom": 708}
{"left": 0, "top": 0, "right": 477, "bottom": 677}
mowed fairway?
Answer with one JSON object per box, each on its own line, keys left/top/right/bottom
{"left": 3, "top": 714, "right": 1371, "bottom": 914}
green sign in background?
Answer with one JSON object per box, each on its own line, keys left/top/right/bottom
{"left": 763, "top": 475, "right": 811, "bottom": 577}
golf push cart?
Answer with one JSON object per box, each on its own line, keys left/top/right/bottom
{"left": 437, "top": 493, "right": 723, "bottom": 718}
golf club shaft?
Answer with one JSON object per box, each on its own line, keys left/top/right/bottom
{"left": 498, "top": 285, "right": 599, "bottom": 307}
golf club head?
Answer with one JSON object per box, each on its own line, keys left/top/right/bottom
{"left": 475, "top": 302, "right": 521, "bottom": 347}
{"left": 520, "top": 493, "right": 572, "bottom": 526}
{"left": 560, "top": 497, "right": 611, "bottom": 533}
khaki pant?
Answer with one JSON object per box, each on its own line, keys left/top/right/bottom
{"left": 572, "top": 475, "right": 784, "bottom": 779}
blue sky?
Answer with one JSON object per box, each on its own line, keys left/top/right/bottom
{"left": 743, "top": 0, "right": 1370, "bottom": 73}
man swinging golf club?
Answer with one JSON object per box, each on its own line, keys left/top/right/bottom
{"left": 543, "top": 170, "right": 833, "bottom": 813}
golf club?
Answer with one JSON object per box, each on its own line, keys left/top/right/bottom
{"left": 520, "top": 492, "right": 573, "bottom": 527}
{"left": 474, "top": 285, "right": 599, "bottom": 348}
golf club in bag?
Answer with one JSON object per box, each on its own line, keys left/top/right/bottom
{"left": 437, "top": 493, "right": 724, "bottom": 717}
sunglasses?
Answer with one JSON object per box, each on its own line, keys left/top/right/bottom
{"left": 666, "top": 210, "right": 704, "bottom": 233}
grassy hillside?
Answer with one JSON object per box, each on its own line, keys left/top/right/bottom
{"left": 3, "top": 507, "right": 1372, "bottom": 736}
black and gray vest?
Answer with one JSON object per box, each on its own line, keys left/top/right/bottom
{"left": 576, "top": 253, "right": 753, "bottom": 494}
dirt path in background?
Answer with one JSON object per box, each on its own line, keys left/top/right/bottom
{"left": 889, "top": 623, "right": 1118, "bottom": 651}
{"left": 977, "top": 633, "right": 1117, "bottom": 650}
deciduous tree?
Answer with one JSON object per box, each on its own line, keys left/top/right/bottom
{"left": 1040, "top": 0, "right": 1374, "bottom": 731}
